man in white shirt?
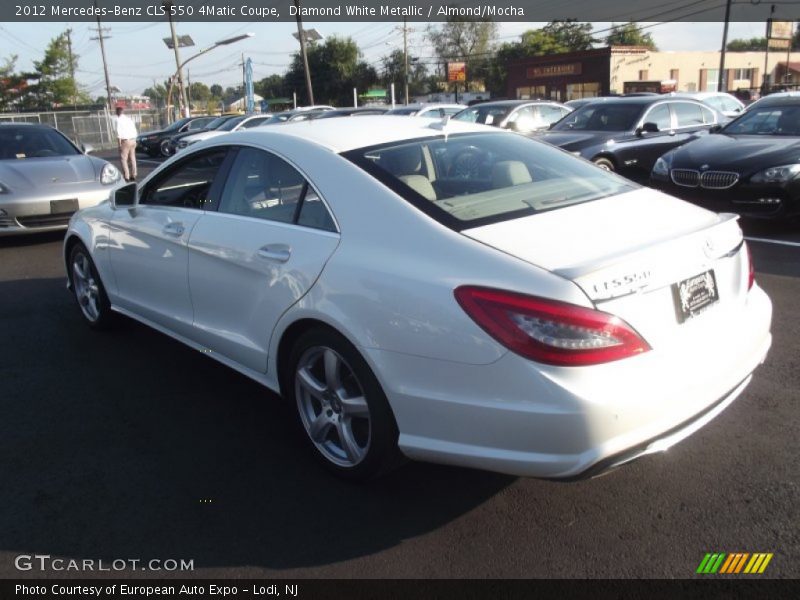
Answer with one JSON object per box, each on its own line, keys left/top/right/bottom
{"left": 114, "top": 106, "right": 138, "bottom": 182}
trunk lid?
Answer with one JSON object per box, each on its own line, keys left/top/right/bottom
{"left": 462, "top": 187, "right": 749, "bottom": 351}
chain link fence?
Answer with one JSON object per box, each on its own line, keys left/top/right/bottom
{"left": 0, "top": 109, "right": 167, "bottom": 150}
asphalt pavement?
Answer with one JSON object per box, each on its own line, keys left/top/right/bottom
{"left": 0, "top": 171, "right": 798, "bottom": 578}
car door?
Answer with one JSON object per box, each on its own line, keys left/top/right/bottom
{"left": 107, "top": 148, "right": 230, "bottom": 337}
{"left": 187, "top": 146, "right": 340, "bottom": 373}
{"left": 668, "top": 100, "right": 716, "bottom": 149}
{"left": 611, "top": 103, "right": 675, "bottom": 178}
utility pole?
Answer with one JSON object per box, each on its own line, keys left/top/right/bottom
{"left": 65, "top": 28, "right": 77, "bottom": 106}
{"left": 764, "top": 6, "right": 776, "bottom": 94}
{"left": 293, "top": 0, "right": 314, "bottom": 105}
{"left": 717, "top": 0, "right": 733, "bottom": 92}
{"left": 90, "top": 1, "right": 113, "bottom": 112}
{"left": 403, "top": 17, "right": 409, "bottom": 105}
{"left": 164, "top": 0, "right": 189, "bottom": 118}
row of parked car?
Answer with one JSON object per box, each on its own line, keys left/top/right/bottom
{"left": 137, "top": 90, "right": 799, "bottom": 221}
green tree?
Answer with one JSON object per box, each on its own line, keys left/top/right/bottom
{"left": 29, "top": 32, "right": 84, "bottom": 108}
{"left": 255, "top": 74, "right": 286, "bottom": 100}
{"left": 285, "top": 36, "right": 378, "bottom": 106}
{"left": 606, "top": 23, "right": 658, "bottom": 50}
{"left": 726, "top": 37, "right": 767, "bottom": 52}
{"left": 427, "top": 18, "right": 498, "bottom": 89}
{"left": 380, "top": 49, "right": 428, "bottom": 97}
{"left": 188, "top": 81, "right": 211, "bottom": 104}
{"left": 209, "top": 84, "right": 223, "bottom": 98}
{"left": 0, "top": 55, "right": 28, "bottom": 110}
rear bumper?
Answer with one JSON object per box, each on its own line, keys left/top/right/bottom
{"left": 367, "top": 285, "right": 772, "bottom": 478}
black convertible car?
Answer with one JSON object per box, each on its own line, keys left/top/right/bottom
{"left": 651, "top": 95, "right": 800, "bottom": 220}
{"left": 539, "top": 96, "right": 722, "bottom": 181}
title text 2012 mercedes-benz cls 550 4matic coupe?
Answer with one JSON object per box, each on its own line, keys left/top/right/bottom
{"left": 63, "top": 117, "right": 772, "bottom": 480}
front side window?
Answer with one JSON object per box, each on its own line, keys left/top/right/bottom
{"left": 141, "top": 149, "right": 228, "bottom": 209}
{"left": 344, "top": 132, "right": 635, "bottom": 230}
{"left": 643, "top": 104, "right": 672, "bottom": 130}
{"left": 218, "top": 147, "right": 336, "bottom": 232}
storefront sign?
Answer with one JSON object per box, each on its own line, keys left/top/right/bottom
{"left": 527, "top": 63, "right": 582, "bottom": 79}
{"left": 767, "top": 19, "right": 794, "bottom": 40}
{"left": 447, "top": 62, "right": 467, "bottom": 82}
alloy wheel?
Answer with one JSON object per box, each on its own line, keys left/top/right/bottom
{"left": 295, "top": 346, "right": 371, "bottom": 468}
{"left": 72, "top": 252, "right": 101, "bottom": 322}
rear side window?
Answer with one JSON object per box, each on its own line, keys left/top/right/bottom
{"left": 673, "top": 102, "right": 705, "bottom": 127}
{"left": 218, "top": 147, "right": 337, "bottom": 232}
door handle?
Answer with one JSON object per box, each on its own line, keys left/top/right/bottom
{"left": 163, "top": 222, "right": 185, "bottom": 237}
{"left": 257, "top": 244, "right": 291, "bottom": 263}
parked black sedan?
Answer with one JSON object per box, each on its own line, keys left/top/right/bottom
{"left": 651, "top": 96, "right": 800, "bottom": 221}
{"left": 135, "top": 116, "right": 216, "bottom": 157}
{"left": 161, "top": 114, "right": 240, "bottom": 157}
{"left": 538, "top": 96, "right": 722, "bottom": 180}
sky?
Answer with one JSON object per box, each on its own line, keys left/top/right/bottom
{"left": 0, "top": 21, "right": 775, "bottom": 98}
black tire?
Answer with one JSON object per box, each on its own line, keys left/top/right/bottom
{"left": 68, "top": 243, "right": 114, "bottom": 330}
{"left": 160, "top": 139, "right": 173, "bottom": 157}
{"left": 286, "top": 327, "right": 402, "bottom": 481}
{"left": 593, "top": 157, "right": 616, "bottom": 172}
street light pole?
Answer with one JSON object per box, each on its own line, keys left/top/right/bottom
{"left": 166, "top": 33, "right": 254, "bottom": 123}
{"left": 293, "top": 0, "right": 315, "bottom": 105}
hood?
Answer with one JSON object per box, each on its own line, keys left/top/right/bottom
{"left": 538, "top": 131, "right": 618, "bottom": 152}
{"left": 668, "top": 134, "right": 800, "bottom": 174}
{"left": 0, "top": 155, "right": 97, "bottom": 191}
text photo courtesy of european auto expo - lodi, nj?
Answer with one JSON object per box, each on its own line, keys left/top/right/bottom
{"left": 0, "top": 0, "right": 799, "bottom": 598}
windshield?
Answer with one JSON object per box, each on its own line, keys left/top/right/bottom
{"left": 218, "top": 116, "right": 247, "bottom": 131}
{"left": 723, "top": 104, "right": 800, "bottom": 136}
{"left": 343, "top": 132, "right": 635, "bottom": 230}
{"left": 0, "top": 126, "right": 80, "bottom": 159}
{"left": 453, "top": 105, "right": 514, "bottom": 126}
{"left": 552, "top": 103, "right": 644, "bottom": 132}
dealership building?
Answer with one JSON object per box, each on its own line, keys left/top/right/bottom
{"left": 507, "top": 46, "right": 800, "bottom": 101}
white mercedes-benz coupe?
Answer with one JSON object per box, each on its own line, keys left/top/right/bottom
{"left": 64, "top": 116, "right": 772, "bottom": 480}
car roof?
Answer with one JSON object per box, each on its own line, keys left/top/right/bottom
{"left": 751, "top": 95, "right": 800, "bottom": 108}
{"left": 468, "top": 99, "right": 561, "bottom": 107}
{"left": 224, "top": 115, "right": 496, "bottom": 153}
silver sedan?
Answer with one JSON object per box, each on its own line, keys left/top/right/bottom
{"left": 0, "top": 123, "right": 122, "bottom": 235}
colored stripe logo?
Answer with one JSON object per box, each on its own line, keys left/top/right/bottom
{"left": 696, "top": 552, "right": 773, "bottom": 574}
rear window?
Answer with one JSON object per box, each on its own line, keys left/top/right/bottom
{"left": 452, "top": 105, "right": 514, "bottom": 126}
{"left": 343, "top": 132, "right": 635, "bottom": 230}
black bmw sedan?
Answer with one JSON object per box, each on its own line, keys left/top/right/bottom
{"left": 650, "top": 96, "right": 800, "bottom": 221}
{"left": 539, "top": 96, "right": 722, "bottom": 181}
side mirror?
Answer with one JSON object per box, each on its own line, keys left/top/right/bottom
{"left": 637, "top": 122, "right": 659, "bottom": 136}
{"left": 709, "top": 124, "right": 722, "bottom": 134}
{"left": 81, "top": 143, "right": 95, "bottom": 155}
{"left": 111, "top": 182, "right": 138, "bottom": 209}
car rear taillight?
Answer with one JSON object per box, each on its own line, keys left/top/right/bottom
{"left": 454, "top": 286, "right": 650, "bottom": 367}
{"left": 745, "top": 242, "right": 755, "bottom": 291}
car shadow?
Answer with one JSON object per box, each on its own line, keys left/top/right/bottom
{"left": 0, "top": 230, "right": 65, "bottom": 248}
{"left": 0, "top": 277, "right": 515, "bottom": 572}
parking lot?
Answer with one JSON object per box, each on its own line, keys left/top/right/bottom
{"left": 1, "top": 146, "right": 798, "bottom": 578}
